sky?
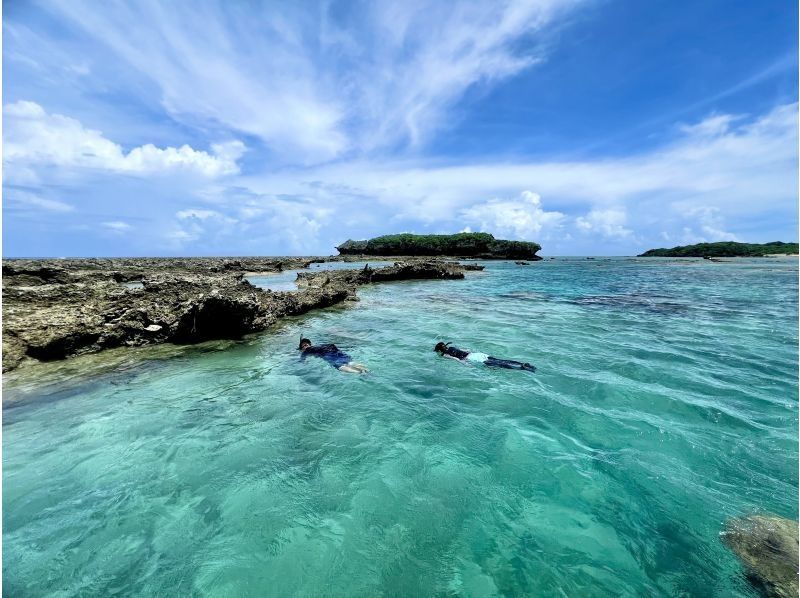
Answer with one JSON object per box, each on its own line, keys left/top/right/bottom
{"left": 3, "top": 0, "right": 798, "bottom": 257}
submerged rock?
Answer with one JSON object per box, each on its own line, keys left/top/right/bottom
{"left": 722, "top": 514, "right": 798, "bottom": 597}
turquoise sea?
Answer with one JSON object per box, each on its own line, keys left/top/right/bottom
{"left": 3, "top": 258, "right": 798, "bottom": 596}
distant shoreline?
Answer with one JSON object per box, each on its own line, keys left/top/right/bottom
{"left": 638, "top": 241, "right": 799, "bottom": 258}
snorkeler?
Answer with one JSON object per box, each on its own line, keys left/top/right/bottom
{"left": 298, "top": 338, "right": 369, "bottom": 374}
{"left": 434, "top": 342, "right": 536, "bottom": 372}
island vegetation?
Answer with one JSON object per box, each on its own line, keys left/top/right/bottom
{"left": 638, "top": 241, "right": 798, "bottom": 258}
{"left": 337, "top": 232, "right": 542, "bottom": 259}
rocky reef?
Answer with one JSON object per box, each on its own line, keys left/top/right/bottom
{"left": 336, "top": 232, "right": 542, "bottom": 260}
{"left": 639, "top": 241, "right": 799, "bottom": 258}
{"left": 296, "top": 260, "right": 478, "bottom": 290}
{"left": 2, "top": 258, "right": 471, "bottom": 372}
{"left": 722, "top": 514, "right": 798, "bottom": 597}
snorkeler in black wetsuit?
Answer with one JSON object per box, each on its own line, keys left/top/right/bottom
{"left": 298, "top": 338, "right": 368, "bottom": 374}
{"left": 434, "top": 342, "right": 535, "bottom": 371}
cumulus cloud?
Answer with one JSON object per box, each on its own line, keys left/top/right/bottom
{"left": 232, "top": 192, "right": 334, "bottom": 253}
{"left": 165, "top": 187, "right": 338, "bottom": 253}
{"left": 168, "top": 208, "right": 239, "bottom": 248}
{"left": 678, "top": 206, "right": 741, "bottom": 243}
{"left": 3, "top": 101, "right": 245, "bottom": 177}
{"left": 461, "top": 191, "right": 565, "bottom": 239}
{"left": 575, "top": 208, "right": 632, "bottom": 238}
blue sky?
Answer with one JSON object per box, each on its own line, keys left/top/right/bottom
{"left": 3, "top": 0, "right": 797, "bottom": 256}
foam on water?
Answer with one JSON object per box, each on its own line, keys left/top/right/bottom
{"left": 4, "top": 258, "right": 798, "bottom": 596}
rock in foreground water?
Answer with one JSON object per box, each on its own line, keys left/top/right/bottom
{"left": 722, "top": 515, "right": 798, "bottom": 598}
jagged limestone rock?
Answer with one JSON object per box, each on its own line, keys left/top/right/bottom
{"left": 2, "top": 258, "right": 473, "bottom": 372}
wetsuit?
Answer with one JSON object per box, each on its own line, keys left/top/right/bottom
{"left": 301, "top": 344, "right": 352, "bottom": 369}
{"left": 443, "top": 346, "right": 535, "bottom": 372}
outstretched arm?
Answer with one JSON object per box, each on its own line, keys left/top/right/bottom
{"left": 443, "top": 355, "right": 469, "bottom": 365}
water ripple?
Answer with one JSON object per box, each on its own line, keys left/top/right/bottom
{"left": 3, "top": 258, "right": 797, "bottom": 596}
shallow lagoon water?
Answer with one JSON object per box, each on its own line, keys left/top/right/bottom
{"left": 4, "top": 258, "right": 798, "bottom": 596}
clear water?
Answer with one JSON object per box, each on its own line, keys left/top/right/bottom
{"left": 248, "top": 261, "right": 394, "bottom": 292}
{"left": 4, "top": 258, "right": 798, "bottom": 596}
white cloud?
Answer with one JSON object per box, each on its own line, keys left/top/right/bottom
{"left": 102, "top": 221, "right": 132, "bottom": 232}
{"left": 461, "top": 190, "right": 565, "bottom": 239}
{"left": 5, "top": 190, "right": 74, "bottom": 213}
{"left": 678, "top": 206, "right": 741, "bottom": 243}
{"left": 575, "top": 208, "right": 632, "bottom": 238}
{"left": 176, "top": 209, "right": 227, "bottom": 221}
{"left": 249, "top": 102, "right": 795, "bottom": 229}
{"left": 3, "top": 101, "right": 245, "bottom": 177}
{"left": 67, "top": 62, "right": 91, "bottom": 76}
{"left": 168, "top": 208, "right": 240, "bottom": 249}
{"left": 43, "top": 0, "right": 582, "bottom": 162}
{"left": 233, "top": 194, "right": 334, "bottom": 253}
{"left": 678, "top": 113, "right": 742, "bottom": 138}
{"left": 352, "top": 0, "right": 581, "bottom": 150}
{"left": 165, "top": 188, "right": 337, "bottom": 253}
{"left": 210, "top": 102, "right": 795, "bottom": 253}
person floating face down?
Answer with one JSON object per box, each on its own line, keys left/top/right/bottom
{"left": 298, "top": 338, "right": 369, "bottom": 374}
{"left": 434, "top": 342, "right": 536, "bottom": 372}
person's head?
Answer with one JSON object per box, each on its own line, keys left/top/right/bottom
{"left": 299, "top": 338, "right": 312, "bottom": 351}
{"left": 434, "top": 341, "right": 450, "bottom": 354}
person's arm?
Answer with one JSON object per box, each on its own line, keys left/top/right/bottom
{"left": 442, "top": 354, "right": 469, "bottom": 365}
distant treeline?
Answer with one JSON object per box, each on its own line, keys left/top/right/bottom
{"left": 639, "top": 241, "right": 799, "bottom": 257}
{"left": 337, "top": 233, "right": 542, "bottom": 259}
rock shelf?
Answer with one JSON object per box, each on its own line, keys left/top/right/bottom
{"left": 2, "top": 258, "right": 473, "bottom": 372}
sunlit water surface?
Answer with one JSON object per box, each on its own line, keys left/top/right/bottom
{"left": 4, "top": 258, "right": 798, "bottom": 596}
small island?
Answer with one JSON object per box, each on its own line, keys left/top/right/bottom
{"left": 337, "top": 232, "right": 542, "bottom": 260}
{"left": 638, "top": 241, "right": 799, "bottom": 258}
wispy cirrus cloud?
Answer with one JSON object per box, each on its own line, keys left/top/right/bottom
{"left": 5, "top": 189, "right": 74, "bottom": 213}
{"left": 40, "top": 0, "right": 582, "bottom": 162}
{"left": 101, "top": 221, "right": 132, "bottom": 232}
